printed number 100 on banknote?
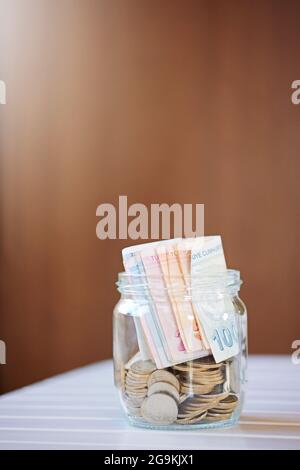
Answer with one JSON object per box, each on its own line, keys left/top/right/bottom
{"left": 194, "top": 297, "right": 240, "bottom": 363}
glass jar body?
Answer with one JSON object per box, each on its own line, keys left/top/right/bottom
{"left": 113, "top": 283, "right": 247, "bottom": 430}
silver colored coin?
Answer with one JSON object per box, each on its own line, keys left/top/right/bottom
{"left": 126, "top": 389, "right": 147, "bottom": 397}
{"left": 131, "top": 360, "right": 156, "bottom": 375}
{"left": 126, "top": 370, "right": 149, "bottom": 380}
{"left": 125, "top": 379, "right": 147, "bottom": 388}
{"left": 141, "top": 393, "right": 178, "bottom": 425}
{"left": 148, "top": 382, "right": 180, "bottom": 403}
{"left": 126, "top": 407, "right": 141, "bottom": 417}
{"left": 126, "top": 396, "right": 145, "bottom": 406}
{"left": 148, "top": 370, "right": 180, "bottom": 392}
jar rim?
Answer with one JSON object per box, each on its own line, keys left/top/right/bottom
{"left": 117, "top": 269, "right": 242, "bottom": 295}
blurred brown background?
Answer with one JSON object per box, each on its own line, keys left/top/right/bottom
{"left": 0, "top": 0, "right": 300, "bottom": 393}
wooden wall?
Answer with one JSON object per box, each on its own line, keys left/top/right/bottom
{"left": 1, "top": 0, "right": 300, "bottom": 392}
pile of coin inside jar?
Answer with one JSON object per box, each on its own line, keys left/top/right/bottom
{"left": 121, "top": 355, "right": 239, "bottom": 426}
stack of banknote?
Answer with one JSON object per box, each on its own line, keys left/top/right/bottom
{"left": 122, "top": 236, "right": 239, "bottom": 369}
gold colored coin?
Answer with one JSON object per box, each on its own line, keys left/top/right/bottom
{"left": 177, "top": 411, "right": 207, "bottom": 424}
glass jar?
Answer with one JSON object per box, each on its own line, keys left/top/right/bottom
{"left": 113, "top": 269, "right": 247, "bottom": 430}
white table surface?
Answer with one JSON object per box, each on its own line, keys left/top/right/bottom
{"left": 0, "top": 355, "right": 299, "bottom": 450}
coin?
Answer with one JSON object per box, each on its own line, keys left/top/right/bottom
{"left": 177, "top": 389, "right": 236, "bottom": 423}
{"left": 126, "top": 389, "right": 146, "bottom": 397}
{"left": 185, "top": 376, "right": 224, "bottom": 386}
{"left": 190, "top": 355, "right": 222, "bottom": 366}
{"left": 123, "top": 398, "right": 142, "bottom": 417}
{"left": 127, "top": 370, "right": 149, "bottom": 379}
{"left": 179, "top": 394, "right": 188, "bottom": 404}
{"left": 131, "top": 360, "right": 156, "bottom": 375}
{"left": 172, "top": 364, "right": 193, "bottom": 372}
{"left": 126, "top": 396, "right": 145, "bottom": 406}
{"left": 123, "top": 359, "right": 157, "bottom": 416}
{"left": 180, "top": 412, "right": 208, "bottom": 425}
{"left": 126, "top": 406, "right": 141, "bottom": 417}
{"left": 148, "top": 382, "right": 180, "bottom": 403}
{"left": 123, "top": 356, "right": 238, "bottom": 426}
{"left": 177, "top": 410, "right": 207, "bottom": 424}
{"left": 125, "top": 379, "right": 147, "bottom": 388}
{"left": 141, "top": 393, "right": 178, "bottom": 425}
{"left": 180, "top": 382, "right": 215, "bottom": 394}
{"left": 197, "top": 392, "right": 229, "bottom": 400}
{"left": 206, "top": 413, "right": 231, "bottom": 422}
{"left": 210, "top": 408, "right": 234, "bottom": 415}
{"left": 178, "top": 405, "right": 208, "bottom": 418}
{"left": 148, "top": 370, "right": 180, "bottom": 392}
{"left": 220, "top": 393, "right": 238, "bottom": 404}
